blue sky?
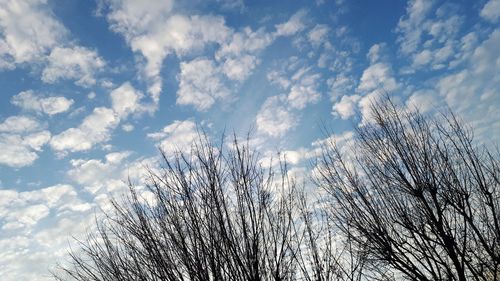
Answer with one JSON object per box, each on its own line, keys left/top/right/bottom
{"left": 0, "top": 0, "right": 499, "bottom": 279}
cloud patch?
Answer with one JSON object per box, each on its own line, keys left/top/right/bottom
{"left": 11, "top": 91, "right": 74, "bottom": 115}
{"left": 104, "top": 0, "right": 230, "bottom": 104}
{"left": 68, "top": 151, "right": 132, "bottom": 194}
{"left": 0, "top": 184, "right": 86, "bottom": 230}
{"left": 396, "top": 0, "right": 465, "bottom": 70}
{"left": 274, "top": 10, "right": 307, "bottom": 36}
{"left": 50, "top": 82, "right": 144, "bottom": 153}
{"left": 0, "top": 116, "right": 50, "bottom": 167}
{"left": 437, "top": 28, "right": 500, "bottom": 142}
{"left": 256, "top": 95, "right": 297, "bottom": 138}
{"left": 307, "top": 24, "right": 329, "bottom": 47}
{"left": 480, "top": 0, "right": 500, "bottom": 23}
{"left": 110, "top": 82, "right": 145, "bottom": 117}
{"left": 42, "top": 46, "right": 105, "bottom": 86}
{"left": 0, "top": 0, "right": 67, "bottom": 68}
{"left": 287, "top": 67, "right": 322, "bottom": 109}
{"left": 177, "top": 58, "right": 230, "bottom": 111}
{"left": 357, "top": 62, "right": 398, "bottom": 93}
{"left": 332, "top": 94, "right": 361, "bottom": 119}
{"left": 147, "top": 120, "right": 198, "bottom": 157}
{"left": 50, "top": 107, "right": 120, "bottom": 153}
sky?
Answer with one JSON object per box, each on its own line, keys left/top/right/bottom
{"left": 0, "top": 0, "right": 499, "bottom": 279}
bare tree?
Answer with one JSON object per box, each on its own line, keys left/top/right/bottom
{"left": 55, "top": 98, "right": 498, "bottom": 281}
{"left": 54, "top": 134, "right": 345, "bottom": 281}
{"left": 315, "top": 98, "right": 500, "bottom": 281}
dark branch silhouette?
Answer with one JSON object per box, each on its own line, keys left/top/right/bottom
{"left": 54, "top": 134, "right": 346, "bottom": 281}
{"left": 55, "top": 97, "right": 499, "bottom": 281}
{"left": 315, "top": 98, "right": 500, "bottom": 281}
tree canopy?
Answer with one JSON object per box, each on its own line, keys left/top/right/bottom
{"left": 56, "top": 99, "right": 499, "bottom": 281}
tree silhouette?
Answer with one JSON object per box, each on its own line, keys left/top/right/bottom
{"left": 315, "top": 99, "right": 500, "bottom": 281}
{"left": 55, "top": 98, "right": 499, "bottom": 281}
{"left": 54, "top": 135, "right": 345, "bottom": 281}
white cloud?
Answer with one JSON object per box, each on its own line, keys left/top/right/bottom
{"left": 216, "top": 0, "right": 245, "bottom": 11}
{"left": 130, "top": 15, "right": 230, "bottom": 78}
{"left": 259, "top": 59, "right": 322, "bottom": 139}
{"left": 68, "top": 151, "right": 132, "bottom": 194}
{"left": 217, "top": 27, "right": 273, "bottom": 59}
{"left": 358, "top": 91, "right": 389, "bottom": 126}
{"left": 2, "top": 204, "right": 49, "bottom": 230}
{"left": 104, "top": 0, "right": 231, "bottom": 103}
{"left": 446, "top": 31, "right": 478, "bottom": 69}
{"left": 0, "top": 236, "right": 31, "bottom": 275}
{"left": 0, "top": 184, "right": 92, "bottom": 280}
{"left": 50, "top": 82, "right": 143, "bottom": 153}
{"left": 308, "top": 24, "right": 329, "bottom": 47}
{"left": 177, "top": 58, "right": 230, "bottom": 111}
{"left": 367, "top": 43, "right": 386, "bottom": 64}
{"left": 258, "top": 148, "right": 310, "bottom": 169}
{"left": 110, "top": 82, "right": 144, "bottom": 118}
{"left": 221, "top": 55, "right": 258, "bottom": 81}
{"left": 327, "top": 75, "right": 355, "bottom": 100}
{"left": 397, "top": 0, "right": 464, "bottom": 70}
{"left": 332, "top": 50, "right": 401, "bottom": 126}
{"left": 332, "top": 94, "right": 361, "bottom": 119}
{"left": 438, "top": 29, "right": 500, "bottom": 107}
{"left": 0, "top": 0, "right": 67, "bottom": 68}
{"left": 42, "top": 46, "right": 105, "bottom": 86}
{"left": 122, "top": 123, "right": 134, "bottom": 132}
{"left": 216, "top": 27, "right": 273, "bottom": 81}
{"left": 357, "top": 62, "right": 398, "bottom": 93}
{"left": 11, "top": 91, "right": 73, "bottom": 115}
{"left": 396, "top": 0, "right": 434, "bottom": 55}
{"left": 267, "top": 70, "right": 291, "bottom": 89}
{"left": 480, "top": 0, "right": 500, "bottom": 23}
{"left": 0, "top": 184, "right": 84, "bottom": 230}
{"left": 413, "top": 49, "right": 433, "bottom": 66}
{"left": 0, "top": 116, "right": 41, "bottom": 133}
{"left": 412, "top": 14, "right": 462, "bottom": 69}
{"left": 282, "top": 150, "right": 306, "bottom": 165}
{"left": 22, "top": 130, "right": 51, "bottom": 151}
{"left": 274, "top": 10, "right": 307, "bottom": 37}
{"left": 267, "top": 59, "right": 322, "bottom": 111}
{"left": 147, "top": 120, "right": 198, "bottom": 157}
{"left": 101, "top": 79, "right": 114, "bottom": 89}
{"left": 320, "top": 44, "right": 356, "bottom": 73}
{"left": 0, "top": 133, "right": 48, "bottom": 168}
{"left": 11, "top": 216, "right": 94, "bottom": 281}
{"left": 106, "top": 151, "right": 130, "bottom": 164}
{"left": 256, "top": 95, "right": 297, "bottom": 137}
{"left": 0, "top": 115, "right": 50, "bottom": 167}
{"left": 105, "top": 0, "right": 174, "bottom": 37}
{"left": 287, "top": 68, "right": 322, "bottom": 109}
{"left": 406, "top": 90, "right": 439, "bottom": 113}
{"left": 105, "top": 3, "right": 305, "bottom": 103}
{"left": 437, "top": 29, "right": 500, "bottom": 142}
{"left": 50, "top": 107, "right": 120, "bottom": 152}
{"left": 311, "top": 130, "right": 355, "bottom": 158}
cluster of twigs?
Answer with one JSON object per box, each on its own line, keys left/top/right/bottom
{"left": 55, "top": 99, "right": 499, "bottom": 281}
